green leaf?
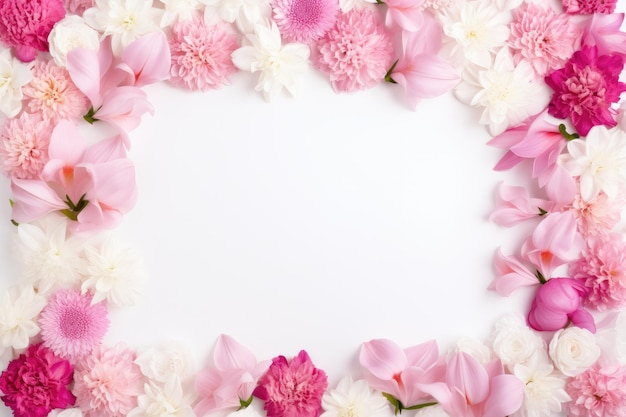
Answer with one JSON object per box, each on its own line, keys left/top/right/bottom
{"left": 536, "top": 270, "right": 547, "bottom": 284}
{"left": 10, "top": 219, "right": 18, "bottom": 226}
{"left": 558, "top": 124, "right": 580, "bottom": 141}
{"left": 83, "top": 106, "right": 100, "bottom": 124}
{"left": 384, "top": 59, "right": 399, "bottom": 84}
{"left": 404, "top": 402, "right": 438, "bottom": 411}
{"left": 238, "top": 396, "right": 253, "bottom": 410}
{"left": 538, "top": 207, "right": 547, "bottom": 216}
{"left": 382, "top": 392, "right": 402, "bottom": 415}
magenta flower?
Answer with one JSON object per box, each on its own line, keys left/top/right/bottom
{"left": 39, "top": 289, "right": 110, "bottom": 360}
{"left": 562, "top": 0, "right": 617, "bottom": 14}
{"left": 253, "top": 350, "right": 328, "bottom": 417}
{"left": 0, "top": 0, "right": 65, "bottom": 62}
{"left": 272, "top": 0, "right": 339, "bottom": 43}
{"left": 0, "top": 343, "right": 76, "bottom": 417}
{"left": 0, "top": 112, "right": 52, "bottom": 180}
{"left": 545, "top": 46, "right": 626, "bottom": 136}
{"left": 566, "top": 364, "right": 626, "bottom": 417}
{"left": 527, "top": 277, "right": 595, "bottom": 333}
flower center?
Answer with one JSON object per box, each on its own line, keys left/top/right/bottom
{"left": 290, "top": 0, "right": 322, "bottom": 26}
{"left": 60, "top": 307, "right": 89, "bottom": 339}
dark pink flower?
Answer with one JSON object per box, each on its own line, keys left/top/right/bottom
{"left": 545, "top": 46, "right": 626, "bottom": 136}
{"left": 566, "top": 364, "right": 626, "bottom": 417}
{"left": 0, "top": 343, "right": 75, "bottom": 417}
{"left": 272, "top": 0, "right": 339, "bottom": 43}
{"left": 253, "top": 350, "right": 328, "bottom": 417}
{"left": 0, "top": 0, "right": 66, "bottom": 62}
{"left": 562, "top": 0, "right": 617, "bottom": 14}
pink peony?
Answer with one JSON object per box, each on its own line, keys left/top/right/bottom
{"left": 562, "top": 0, "right": 617, "bottom": 14}
{"left": 169, "top": 17, "right": 239, "bottom": 91}
{"left": 253, "top": 350, "right": 328, "bottom": 417}
{"left": 0, "top": 112, "right": 52, "bottom": 180}
{"left": 545, "top": 46, "right": 626, "bottom": 136}
{"left": 73, "top": 343, "right": 144, "bottom": 417}
{"left": 0, "top": 343, "right": 75, "bottom": 417}
{"left": 314, "top": 8, "right": 394, "bottom": 92}
{"left": 0, "top": 0, "right": 66, "bottom": 62}
{"left": 566, "top": 364, "right": 626, "bottom": 417}
{"left": 272, "top": 0, "right": 339, "bottom": 43}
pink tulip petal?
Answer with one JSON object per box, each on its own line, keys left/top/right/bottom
{"left": 482, "top": 374, "right": 524, "bottom": 417}
{"left": 10, "top": 178, "right": 66, "bottom": 223}
{"left": 82, "top": 135, "right": 127, "bottom": 164}
{"left": 47, "top": 120, "right": 86, "bottom": 165}
{"left": 446, "top": 352, "right": 489, "bottom": 406}
{"left": 360, "top": 339, "right": 407, "bottom": 380}
{"left": 404, "top": 339, "right": 439, "bottom": 370}
{"left": 96, "top": 86, "right": 154, "bottom": 134}
{"left": 67, "top": 47, "right": 103, "bottom": 106}
{"left": 119, "top": 31, "right": 171, "bottom": 87}
{"left": 214, "top": 334, "right": 258, "bottom": 371}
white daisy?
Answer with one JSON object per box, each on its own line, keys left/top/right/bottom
{"left": 0, "top": 48, "right": 32, "bottom": 118}
{"left": 0, "top": 285, "right": 46, "bottom": 350}
{"left": 158, "top": 0, "right": 205, "bottom": 28}
{"left": 321, "top": 376, "right": 393, "bottom": 417}
{"left": 513, "top": 356, "right": 571, "bottom": 417}
{"left": 128, "top": 376, "right": 195, "bottom": 417}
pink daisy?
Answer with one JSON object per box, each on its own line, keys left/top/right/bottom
{"left": 314, "top": 8, "right": 394, "bottom": 92}
{"left": 0, "top": 112, "right": 52, "bottom": 180}
{"left": 169, "top": 17, "right": 239, "bottom": 91}
{"left": 272, "top": 0, "right": 339, "bottom": 43}
{"left": 22, "top": 59, "right": 90, "bottom": 124}
{"left": 566, "top": 364, "right": 626, "bottom": 417}
{"left": 39, "top": 289, "right": 109, "bottom": 360}
{"left": 562, "top": 0, "right": 617, "bottom": 14}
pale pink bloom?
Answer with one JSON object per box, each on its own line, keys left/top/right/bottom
{"left": 169, "top": 17, "right": 239, "bottom": 91}
{"left": 360, "top": 338, "right": 444, "bottom": 410}
{"left": 23, "top": 59, "right": 90, "bottom": 124}
{"left": 566, "top": 364, "right": 626, "bottom": 417}
{"left": 384, "top": 0, "right": 426, "bottom": 32}
{"left": 64, "top": 0, "right": 95, "bottom": 14}
{"left": 39, "top": 289, "right": 109, "bottom": 359}
{"left": 580, "top": 13, "right": 626, "bottom": 60}
{"left": 73, "top": 343, "right": 145, "bottom": 417}
{"left": 489, "top": 182, "right": 551, "bottom": 227}
{"left": 314, "top": 8, "right": 394, "bottom": 92}
{"left": 508, "top": 1, "right": 581, "bottom": 76}
{"left": 562, "top": 0, "right": 617, "bottom": 14}
{"left": 116, "top": 30, "right": 171, "bottom": 88}
{"left": 489, "top": 248, "right": 539, "bottom": 296}
{"left": 272, "top": 0, "right": 339, "bottom": 43}
{"left": 543, "top": 164, "right": 578, "bottom": 207}
{"left": 0, "top": 112, "right": 52, "bottom": 180}
{"left": 195, "top": 334, "right": 270, "bottom": 417}
{"left": 569, "top": 187, "right": 625, "bottom": 237}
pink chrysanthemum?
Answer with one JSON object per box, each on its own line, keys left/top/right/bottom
{"left": 314, "top": 8, "right": 394, "bottom": 93}
{"left": 570, "top": 187, "right": 625, "bottom": 237}
{"left": 0, "top": 112, "right": 52, "bottom": 180}
{"left": 169, "top": 17, "right": 239, "bottom": 91}
{"left": 23, "top": 59, "right": 90, "bottom": 124}
{"left": 64, "top": 0, "right": 95, "bottom": 14}
{"left": 39, "top": 289, "right": 110, "bottom": 360}
{"left": 73, "top": 343, "right": 144, "bottom": 417}
{"left": 0, "top": 343, "right": 75, "bottom": 417}
{"left": 0, "top": 0, "right": 65, "bottom": 62}
{"left": 566, "top": 364, "right": 626, "bottom": 417}
{"left": 253, "top": 350, "right": 328, "bottom": 417}
{"left": 272, "top": 0, "right": 339, "bottom": 43}
{"left": 562, "top": 0, "right": 617, "bottom": 14}
{"left": 545, "top": 46, "right": 626, "bottom": 136}
{"left": 569, "top": 233, "right": 626, "bottom": 311}
{"left": 508, "top": 2, "right": 581, "bottom": 76}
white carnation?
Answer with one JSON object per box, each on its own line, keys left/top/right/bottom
{"left": 490, "top": 313, "right": 545, "bottom": 370}
{"left": 48, "top": 15, "right": 100, "bottom": 67}
{"left": 128, "top": 377, "right": 195, "bottom": 417}
{"left": 135, "top": 342, "right": 195, "bottom": 384}
{"left": 549, "top": 327, "right": 600, "bottom": 377}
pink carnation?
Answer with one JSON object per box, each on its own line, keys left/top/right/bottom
{"left": 314, "top": 8, "right": 394, "bottom": 92}
{"left": 0, "top": 112, "right": 52, "bottom": 179}
{"left": 272, "top": 0, "right": 339, "bottom": 43}
{"left": 73, "top": 343, "right": 144, "bottom": 417}
{"left": 0, "top": 0, "right": 66, "bottom": 62}
{"left": 64, "top": 0, "right": 95, "bottom": 14}
{"left": 545, "top": 46, "right": 626, "bottom": 136}
{"left": 562, "top": 0, "right": 617, "bottom": 14}
{"left": 169, "top": 17, "right": 239, "bottom": 91}
{"left": 253, "top": 350, "right": 328, "bottom": 417}
{"left": 566, "top": 364, "right": 626, "bottom": 417}
{"left": 0, "top": 343, "right": 76, "bottom": 417}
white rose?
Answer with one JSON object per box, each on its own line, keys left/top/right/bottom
{"left": 134, "top": 342, "right": 195, "bottom": 383}
{"left": 491, "top": 313, "right": 545, "bottom": 369}
{"left": 48, "top": 15, "right": 100, "bottom": 67}
{"left": 549, "top": 327, "right": 600, "bottom": 377}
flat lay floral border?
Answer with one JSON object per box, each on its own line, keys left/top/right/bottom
{"left": 1, "top": 0, "right": 626, "bottom": 416}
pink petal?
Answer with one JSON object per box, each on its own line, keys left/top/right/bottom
{"left": 360, "top": 339, "right": 407, "bottom": 380}
{"left": 96, "top": 86, "right": 154, "bottom": 134}
{"left": 118, "top": 31, "right": 171, "bottom": 87}
{"left": 446, "top": 352, "right": 490, "bottom": 406}
{"left": 490, "top": 248, "right": 538, "bottom": 296}
{"left": 83, "top": 159, "right": 137, "bottom": 212}
{"left": 67, "top": 47, "right": 103, "bottom": 106}
{"left": 10, "top": 178, "right": 66, "bottom": 223}
{"left": 47, "top": 120, "right": 86, "bottom": 165}
{"left": 544, "top": 165, "right": 576, "bottom": 205}
{"left": 482, "top": 374, "right": 524, "bottom": 417}
{"left": 82, "top": 135, "right": 128, "bottom": 164}
{"left": 569, "top": 308, "right": 597, "bottom": 333}
{"left": 214, "top": 334, "right": 258, "bottom": 372}
{"left": 404, "top": 339, "right": 440, "bottom": 370}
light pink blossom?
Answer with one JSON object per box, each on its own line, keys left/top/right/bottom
{"left": 384, "top": 0, "right": 426, "bottom": 32}
{"left": 566, "top": 364, "right": 626, "bottom": 417}
{"left": 580, "top": 13, "right": 626, "bottom": 58}
{"left": 489, "top": 182, "right": 551, "bottom": 227}
{"left": 272, "top": 0, "right": 339, "bottom": 43}
{"left": 0, "top": 112, "right": 52, "bottom": 180}
{"left": 490, "top": 248, "right": 540, "bottom": 297}
{"left": 569, "top": 188, "right": 625, "bottom": 237}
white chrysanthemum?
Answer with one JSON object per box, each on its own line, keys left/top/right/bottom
{"left": 0, "top": 48, "right": 32, "bottom": 118}
{"left": 321, "top": 376, "right": 393, "bottom": 417}
{"left": 454, "top": 48, "right": 550, "bottom": 136}
{"left": 562, "top": 126, "right": 626, "bottom": 202}
{"left": 490, "top": 313, "right": 545, "bottom": 370}
{"left": 439, "top": 0, "right": 510, "bottom": 68}
{"left": 455, "top": 337, "right": 492, "bottom": 364}
{"left": 17, "top": 214, "right": 84, "bottom": 296}
{"left": 513, "top": 356, "right": 571, "bottom": 417}
{"left": 414, "top": 404, "right": 451, "bottom": 417}
{"left": 135, "top": 343, "right": 195, "bottom": 384}
{"left": 158, "top": 0, "right": 205, "bottom": 28}
{"left": 200, "top": 0, "right": 271, "bottom": 34}
{"left": 48, "top": 15, "right": 100, "bottom": 67}
{"left": 549, "top": 327, "right": 601, "bottom": 377}
{"left": 0, "top": 285, "right": 46, "bottom": 350}
{"left": 81, "top": 235, "right": 146, "bottom": 306}
{"left": 128, "top": 377, "right": 195, "bottom": 417}
{"left": 231, "top": 22, "right": 310, "bottom": 101}
{"left": 83, "top": 0, "right": 163, "bottom": 55}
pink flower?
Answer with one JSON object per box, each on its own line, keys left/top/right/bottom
{"left": 489, "top": 183, "right": 551, "bottom": 227}
{"left": 545, "top": 46, "right": 626, "bottom": 136}
{"left": 39, "top": 289, "right": 110, "bottom": 360}
{"left": 508, "top": 1, "right": 581, "bottom": 76}
{"left": 64, "top": 0, "right": 95, "bottom": 15}
{"left": 194, "top": 334, "right": 270, "bottom": 417}
{"left": 272, "top": 0, "right": 339, "bottom": 43}
{"left": 0, "top": 112, "right": 52, "bottom": 180}
{"left": 169, "top": 17, "right": 239, "bottom": 91}
{"left": 359, "top": 338, "right": 444, "bottom": 411}
{"left": 566, "top": 364, "right": 626, "bottom": 417}
{"left": 383, "top": 0, "right": 426, "bottom": 32}
{"left": 489, "top": 248, "right": 540, "bottom": 296}
{"left": 562, "top": 0, "right": 617, "bottom": 14}
{"left": 580, "top": 14, "right": 626, "bottom": 58}
{"left": 0, "top": 0, "right": 65, "bottom": 62}
{"left": 0, "top": 343, "right": 75, "bottom": 417}
{"left": 527, "top": 277, "right": 595, "bottom": 333}
{"left": 253, "top": 350, "right": 328, "bottom": 417}
{"left": 569, "top": 188, "right": 625, "bottom": 237}
{"left": 23, "top": 59, "right": 90, "bottom": 124}
{"left": 314, "top": 8, "right": 394, "bottom": 92}
{"left": 73, "top": 343, "right": 144, "bottom": 417}
{"left": 570, "top": 233, "right": 626, "bottom": 311}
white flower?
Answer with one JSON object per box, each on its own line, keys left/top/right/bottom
{"left": 81, "top": 234, "right": 147, "bottom": 306}
{"left": 414, "top": 404, "right": 451, "bottom": 417}
{"left": 49, "top": 409, "right": 84, "bottom": 417}
{"left": 83, "top": 0, "right": 163, "bottom": 55}
{"left": 0, "top": 48, "right": 32, "bottom": 118}
{"left": 455, "top": 337, "right": 492, "bottom": 364}
{"left": 454, "top": 48, "right": 550, "bottom": 136}
{"left": 490, "top": 313, "right": 545, "bottom": 370}
{"left": 0, "top": 285, "right": 46, "bottom": 350}
{"left": 48, "top": 15, "right": 100, "bottom": 67}
{"left": 562, "top": 126, "right": 626, "bottom": 202}
{"left": 594, "top": 310, "right": 626, "bottom": 365}
{"left": 0, "top": 346, "right": 12, "bottom": 373}
{"left": 128, "top": 377, "right": 195, "bottom": 417}
{"left": 321, "top": 376, "right": 392, "bottom": 417}
{"left": 158, "top": 0, "right": 205, "bottom": 28}
{"left": 135, "top": 342, "right": 195, "bottom": 384}
{"left": 231, "top": 22, "right": 310, "bottom": 101}
{"left": 226, "top": 405, "right": 265, "bottom": 417}
{"left": 513, "top": 355, "right": 570, "bottom": 417}
{"left": 200, "top": 0, "right": 271, "bottom": 34}
{"left": 549, "top": 327, "right": 600, "bottom": 377}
